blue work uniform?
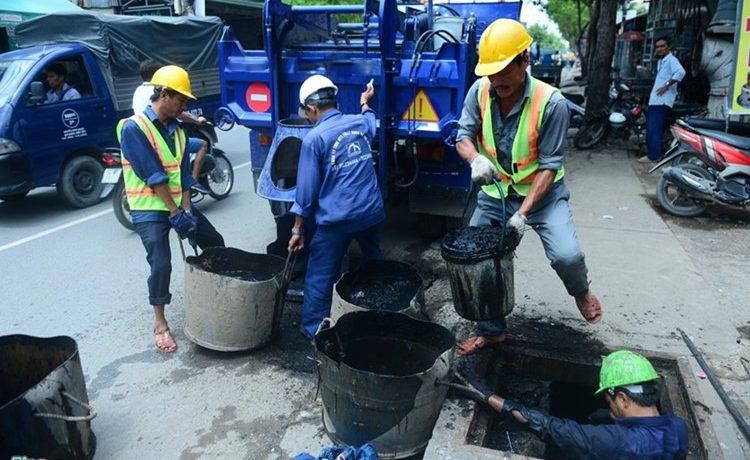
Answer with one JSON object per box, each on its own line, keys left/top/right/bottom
{"left": 291, "top": 108, "right": 385, "bottom": 340}
{"left": 514, "top": 402, "right": 689, "bottom": 459}
{"left": 120, "top": 106, "right": 224, "bottom": 306}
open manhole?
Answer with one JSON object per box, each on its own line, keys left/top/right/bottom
{"left": 464, "top": 343, "right": 720, "bottom": 458}
{"left": 427, "top": 320, "right": 722, "bottom": 459}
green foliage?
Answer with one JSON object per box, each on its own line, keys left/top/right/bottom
{"left": 527, "top": 23, "right": 566, "bottom": 51}
{"left": 542, "top": 0, "right": 589, "bottom": 53}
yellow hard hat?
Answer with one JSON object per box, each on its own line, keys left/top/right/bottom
{"left": 150, "top": 65, "right": 196, "bottom": 100}
{"left": 475, "top": 19, "right": 533, "bottom": 77}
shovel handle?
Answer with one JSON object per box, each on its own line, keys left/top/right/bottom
{"left": 35, "top": 391, "right": 97, "bottom": 422}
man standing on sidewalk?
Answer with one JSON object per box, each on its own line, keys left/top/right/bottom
{"left": 119, "top": 65, "right": 224, "bottom": 353}
{"left": 455, "top": 19, "right": 602, "bottom": 355}
{"left": 288, "top": 75, "right": 384, "bottom": 341}
{"left": 641, "top": 37, "right": 685, "bottom": 163}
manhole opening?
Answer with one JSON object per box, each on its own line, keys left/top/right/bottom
{"left": 468, "top": 344, "right": 711, "bottom": 459}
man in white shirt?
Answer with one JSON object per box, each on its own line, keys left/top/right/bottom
{"left": 45, "top": 63, "right": 81, "bottom": 103}
{"left": 641, "top": 37, "right": 685, "bottom": 163}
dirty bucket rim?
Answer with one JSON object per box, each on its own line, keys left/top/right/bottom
{"left": 0, "top": 334, "right": 80, "bottom": 411}
{"left": 334, "top": 259, "right": 423, "bottom": 311}
{"left": 315, "top": 311, "right": 455, "bottom": 379}
{"left": 186, "top": 248, "right": 286, "bottom": 283}
{"left": 278, "top": 117, "right": 314, "bottom": 127}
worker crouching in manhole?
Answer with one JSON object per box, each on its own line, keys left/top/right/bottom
{"left": 287, "top": 75, "right": 385, "bottom": 342}
{"left": 454, "top": 18, "right": 602, "bottom": 355}
{"left": 448, "top": 350, "right": 689, "bottom": 458}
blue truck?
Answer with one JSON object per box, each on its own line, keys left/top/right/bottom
{"left": 216, "top": 0, "right": 522, "bottom": 223}
{"left": 0, "top": 13, "right": 223, "bottom": 207}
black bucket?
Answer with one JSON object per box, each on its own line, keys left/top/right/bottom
{"left": 440, "top": 226, "right": 520, "bottom": 321}
{"left": 0, "top": 335, "right": 96, "bottom": 459}
{"left": 331, "top": 260, "right": 424, "bottom": 321}
{"left": 315, "top": 311, "right": 455, "bottom": 459}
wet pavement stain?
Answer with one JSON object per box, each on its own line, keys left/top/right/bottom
{"left": 88, "top": 350, "right": 162, "bottom": 398}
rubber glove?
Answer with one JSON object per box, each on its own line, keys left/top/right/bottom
{"left": 470, "top": 155, "right": 497, "bottom": 185}
{"left": 169, "top": 210, "right": 198, "bottom": 239}
{"left": 507, "top": 212, "right": 527, "bottom": 239}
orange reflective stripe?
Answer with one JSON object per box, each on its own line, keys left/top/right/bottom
{"left": 130, "top": 115, "right": 158, "bottom": 156}
{"left": 522, "top": 82, "right": 548, "bottom": 166}
{"left": 478, "top": 78, "right": 497, "bottom": 158}
{"left": 125, "top": 187, "right": 181, "bottom": 197}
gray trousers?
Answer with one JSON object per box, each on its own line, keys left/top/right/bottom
{"left": 470, "top": 180, "right": 589, "bottom": 336}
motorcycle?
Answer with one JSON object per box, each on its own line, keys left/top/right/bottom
{"left": 573, "top": 78, "right": 631, "bottom": 149}
{"left": 649, "top": 117, "right": 750, "bottom": 217}
{"left": 102, "top": 122, "right": 234, "bottom": 231}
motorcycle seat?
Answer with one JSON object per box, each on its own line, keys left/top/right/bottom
{"left": 694, "top": 128, "right": 750, "bottom": 151}
{"left": 684, "top": 117, "right": 750, "bottom": 137}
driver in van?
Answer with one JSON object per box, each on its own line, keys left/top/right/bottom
{"left": 44, "top": 63, "right": 81, "bottom": 103}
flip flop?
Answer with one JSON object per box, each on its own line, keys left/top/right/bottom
{"left": 154, "top": 328, "right": 177, "bottom": 353}
{"left": 456, "top": 334, "right": 506, "bottom": 356}
{"left": 576, "top": 292, "right": 603, "bottom": 324}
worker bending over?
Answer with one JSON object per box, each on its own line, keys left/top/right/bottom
{"left": 455, "top": 19, "right": 602, "bottom": 355}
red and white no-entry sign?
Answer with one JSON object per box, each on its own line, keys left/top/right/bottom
{"left": 245, "top": 82, "right": 272, "bottom": 113}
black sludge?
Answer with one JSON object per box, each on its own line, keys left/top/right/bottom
{"left": 339, "top": 260, "right": 421, "bottom": 311}
{"left": 186, "top": 247, "right": 283, "bottom": 282}
{"left": 441, "top": 225, "right": 521, "bottom": 264}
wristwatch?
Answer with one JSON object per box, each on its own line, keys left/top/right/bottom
{"left": 291, "top": 227, "right": 304, "bottom": 236}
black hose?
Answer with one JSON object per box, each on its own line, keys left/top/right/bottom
{"left": 678, "top": 328, "right": 750, "bottom": 444}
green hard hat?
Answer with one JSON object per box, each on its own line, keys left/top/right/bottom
{"left": 595, "top": 350, "right": 659, "bottom": 395}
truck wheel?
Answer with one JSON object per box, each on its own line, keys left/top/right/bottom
{"left": 112, "top": 179, "right": 135, "bottom": 231}
{"left": 58, "top": 156, "right": 104, "bottom": 208}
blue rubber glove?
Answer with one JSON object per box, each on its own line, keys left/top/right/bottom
{"left": 169, "top": 210, "right": 197, "bottom": 239}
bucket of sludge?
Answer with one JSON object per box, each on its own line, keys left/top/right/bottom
{"left": 331, "top": 259, "right": 423, "bottom": 322}
{"left": 0, "top": 335, "right": 96, "bottom": 459}
{"left": 315, "top": 311, "right": 455, "bottom": 459}
{"left": 440, "top": 226, "right": 520, "bottom": 321}
{"left": 185, "top": 247, "right": 289, "bottom": 351}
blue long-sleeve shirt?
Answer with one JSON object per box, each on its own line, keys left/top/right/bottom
{"left": 517, "top": 404, "right": 689, "bottom": 459}
{"left": 291, "top": 108, "right": 384, "bottom": 231}
{"left": 119, "top": 106, "right": 195, "bottom": 223}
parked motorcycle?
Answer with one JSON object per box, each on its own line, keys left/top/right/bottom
{"left": 573, "top": 78, "right": 631, "bottom": 149}
{"left": 102, "top": 122, "right": 234, "bottom": 231}
{"left": 649, "top": 117, "right": 750, "bottom": 217}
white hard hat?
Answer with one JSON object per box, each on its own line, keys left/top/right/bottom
{"left": 608, "top": 112, "right": 627, "bottom": 128}
{"left": 298, "top": 75, "right": 338, "bottom": 116}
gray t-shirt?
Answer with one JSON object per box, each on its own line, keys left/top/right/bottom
{"left": 457, "top": 76, "right": 569, "bottom": 173}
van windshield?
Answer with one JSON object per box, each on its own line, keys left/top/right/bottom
{"left": 0, "top": 59, "right": 35, "bottom": 106}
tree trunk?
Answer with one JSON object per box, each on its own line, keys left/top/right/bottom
{"left": 584, "top": 0, "right": 618, "bottom": 120}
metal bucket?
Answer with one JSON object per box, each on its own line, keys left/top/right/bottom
{"left": 440, "top": 226, "right": 519, "bottom": 321}
{"left": 0, "top": 335, "right": 96, "bottom": 459}
{"left": 256, "top": 118, "right": 314, "bottom": 203}
{"left": 331, "top": 260, "right": 424, "bottom": 322}
{"left": 184, "top": 247, "right": 289, "bottom": 351}
{"left": 315, "top": 311, "right": 455, "bottom": 459}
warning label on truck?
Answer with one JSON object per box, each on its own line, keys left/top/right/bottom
{"left": 401, "top": 90, "right": 439, "bottom": 122}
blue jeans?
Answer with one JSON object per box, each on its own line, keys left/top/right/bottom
{"left": 647, "top": 105, "right": 669, "bottom": 161}
{"left": 133, "top": 208, "right": 224, "bottom": 306}
{"left": 469, "top": 181, "right": 589, "bottom": 336}
{"left": 301, "top": 223, "right": 383, "bottom": 340}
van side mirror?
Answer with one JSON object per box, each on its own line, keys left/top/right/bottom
{"left": 28, "top": 81, "right": 45, "bottom": 105}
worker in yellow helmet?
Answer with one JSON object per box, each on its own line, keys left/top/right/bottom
{"left": 118, "top": 65, "right": 225, "bottom": 353}
{"left": 455, "top": 19, "right": 602, "bottom": 355}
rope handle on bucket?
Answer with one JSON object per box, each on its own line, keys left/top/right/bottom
{"left": 276, "top": 252, "right": 297, "bottom": 291}
{"left": 34, "top": 391, "right": 97, "bottom": 422}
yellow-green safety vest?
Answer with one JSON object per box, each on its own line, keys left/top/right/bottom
{"left": 476, "top": 76, "right": 565, "bottom": 198}
{"left": 116, "top": 113, "right": 186, "bottom": 211}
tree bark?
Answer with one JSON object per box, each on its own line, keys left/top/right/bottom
{"left": 584, "top": 0, "right": 618, "bottom": 120}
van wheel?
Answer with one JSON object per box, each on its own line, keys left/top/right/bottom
{"left": 58, "top": 156, "right": 104, "bottom": 208}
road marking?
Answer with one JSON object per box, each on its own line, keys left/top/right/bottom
{"left": 0, "top": 209, "right": 113, "bottom": 253}
{"left": 0, "top": 157, "right": 250, "bottom": 252}
{"left": 0, "top": 159, "right": 253, "bottom": 253}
